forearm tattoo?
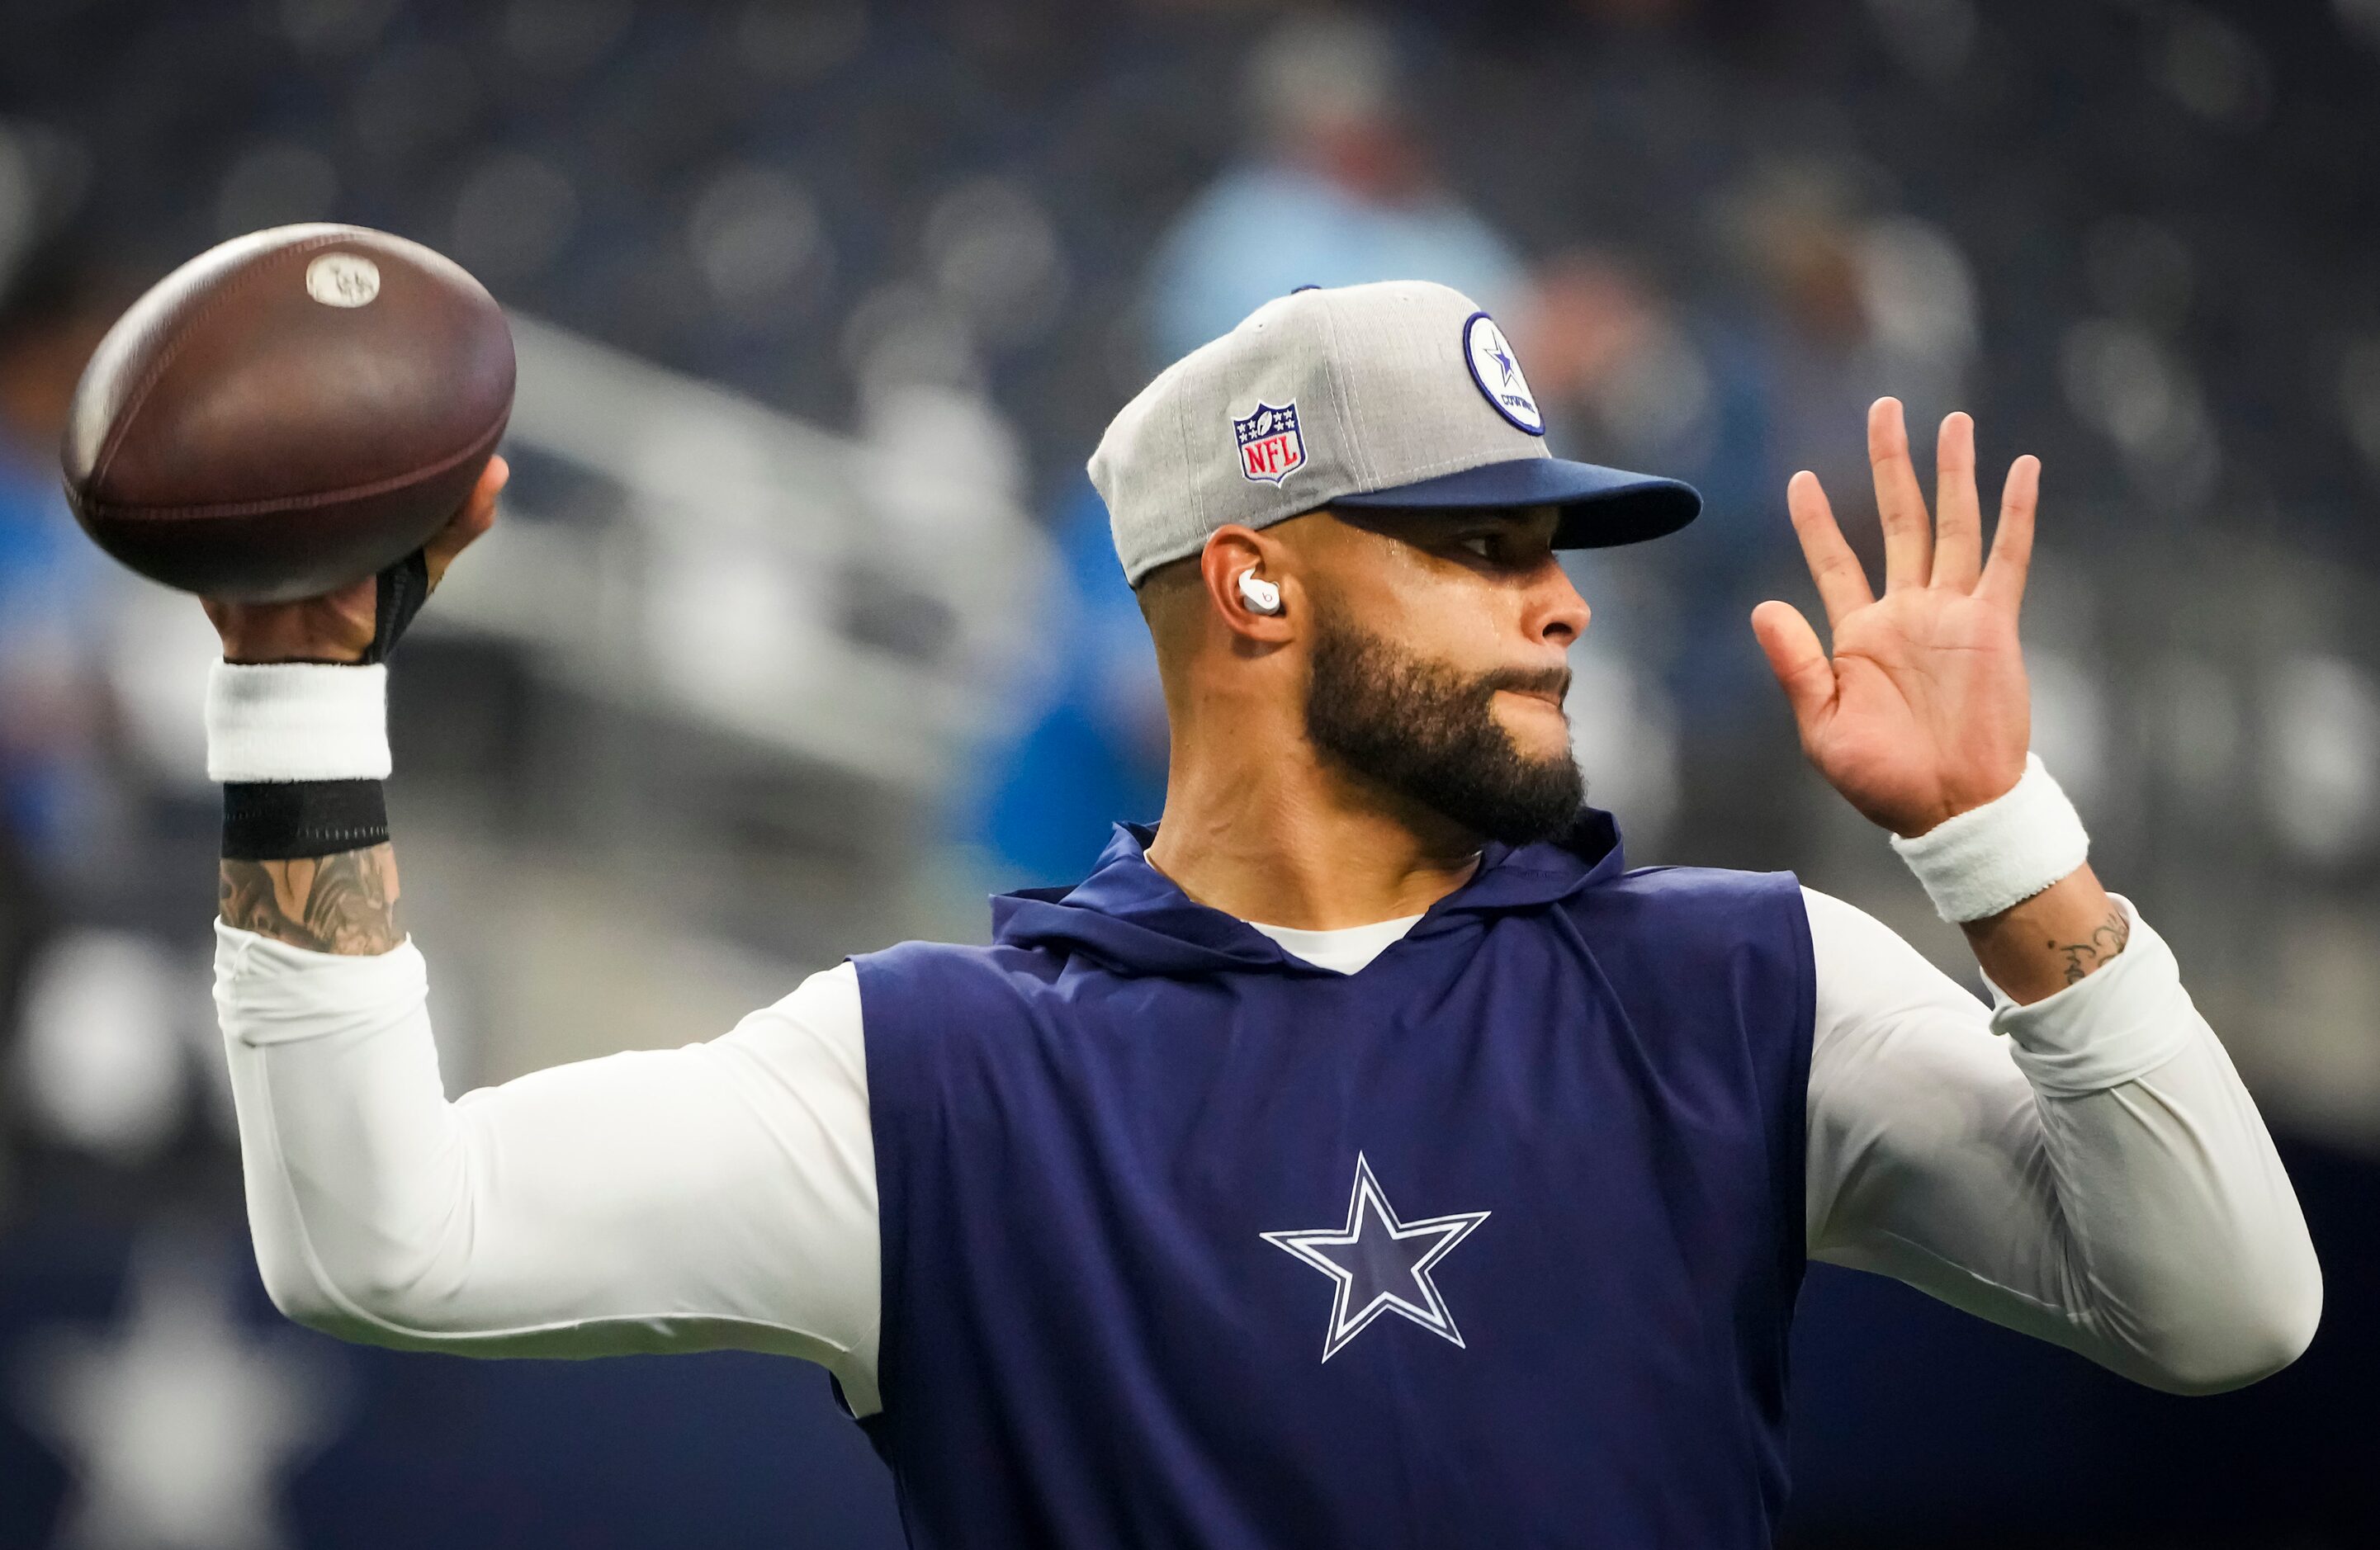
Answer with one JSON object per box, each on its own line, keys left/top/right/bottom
{"left": 2050, "top": 907, "right": 2131, "bottom": 986}
{"left": 220, "top": 845, "right": 401, "bottom": 955}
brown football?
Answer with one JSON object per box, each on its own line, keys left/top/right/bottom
{"left": 61, "top": 224, "right": 515, "bottom": 603}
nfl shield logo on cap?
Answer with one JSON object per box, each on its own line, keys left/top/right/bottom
{"left": 1234, "top": 401, "right": 1305, "bottom": 486}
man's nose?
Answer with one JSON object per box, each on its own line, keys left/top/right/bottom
{"left": 1532, "top": 561, "right": 1591, "bottom": 647}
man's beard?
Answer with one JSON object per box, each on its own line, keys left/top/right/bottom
{"left": 1303, "top": 615, "right": 1586, "bottom": 846}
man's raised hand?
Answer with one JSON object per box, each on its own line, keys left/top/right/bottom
{"left": 204, "top": 456, "right": 507, "bottom": 666}
{"left": 1750, "top": 400, "right": 2041, "bottom": 839}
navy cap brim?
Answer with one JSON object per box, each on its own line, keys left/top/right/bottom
{"left": 1328, "top": 456, "right": 1701, "bottom": 548}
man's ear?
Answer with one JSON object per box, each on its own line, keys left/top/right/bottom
{"left": 1199, "top": 526, "right": 1295, "bottom": 641}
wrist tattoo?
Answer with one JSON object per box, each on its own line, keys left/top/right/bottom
{"left": 2050, "top": 907, "right": 2131, "bottom": 985}
{"left": 220, "top": 845, "right": 401, "bottom": 955}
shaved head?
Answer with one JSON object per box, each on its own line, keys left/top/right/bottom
{"left": 1132, "top": 555, "right": 1208, "bottom": 660}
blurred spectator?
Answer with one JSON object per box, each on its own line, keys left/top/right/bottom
{"left": 0, "top": 140, "right": 74, "bottom": 1082}
{"left": 1718, "top": 154, "right": 1980, "bottom": 566}
{"left": 1523, "top": 251, "right": 1722, "bottom": 475}
{"left": 963, "top": 477, "right": 1169, "bottom": 887}
{"left": 1615, "top": 154, "right": 1985, "bottom": 867}
{"left": 0, "top": 243, "right": 123, "bottom": 883}
{"left": 1143, "top": 11, "right": 1528, "bottom": 366}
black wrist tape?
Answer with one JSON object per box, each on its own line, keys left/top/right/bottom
{"left": 365, "top": 549, "right": 431, "bottom": 664}
{"left": 222, "top": 780, "right": 390, "bottom": 860}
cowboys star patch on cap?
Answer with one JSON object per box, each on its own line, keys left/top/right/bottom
{"left": 1462, "top": 312, "right": 1544, "bottom": 435}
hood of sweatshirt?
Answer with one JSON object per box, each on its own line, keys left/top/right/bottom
{"left": 987, "top": 810, "right": 1628, "bottom": 978}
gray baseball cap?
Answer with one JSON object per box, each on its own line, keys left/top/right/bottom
{"left": 1089, "top": 279, "right": 1701, "bottom": 584}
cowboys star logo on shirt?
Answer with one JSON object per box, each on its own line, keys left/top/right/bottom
{"left": 1233, "top": 400, "right": 1306, "bottom": 485}
{"left": 1263, "top": 1153, "right": 1490, "bottom": 1362}
{"left": 1462, "top": 312, "right": 1545, "bottom": 435}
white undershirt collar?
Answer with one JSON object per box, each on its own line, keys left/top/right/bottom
{"left": 1241, "top": 914, "right": 1425, "bottom": 976}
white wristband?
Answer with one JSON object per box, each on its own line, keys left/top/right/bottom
{"left": 1887, "top": 753, "right": 2089, "bottom": 923}
{"left": 205, "top": 662, "right": 391, "bottom": 783}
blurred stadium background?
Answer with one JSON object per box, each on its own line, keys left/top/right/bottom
{"left": 1, "top": 0, "right": 2377, "bottom": 1544}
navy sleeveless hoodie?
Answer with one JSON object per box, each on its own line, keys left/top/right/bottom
{"left": 852, "top": 811, "right": 1814, "bottom": 1548}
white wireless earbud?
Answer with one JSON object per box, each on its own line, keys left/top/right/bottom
{"left": 1237, "top": 570, "right": 1283, "bottom": 616}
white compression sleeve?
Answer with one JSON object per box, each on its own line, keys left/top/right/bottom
{"left": 1801, "top": 886, "right": 2321, "bottom": 1393}
{"left": 215, "top": 925, "right": 887, "bottom": 1413}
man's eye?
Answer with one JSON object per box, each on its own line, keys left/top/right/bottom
{"left": 1459, "top": 535, "right": 1496, "bottom": 560}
